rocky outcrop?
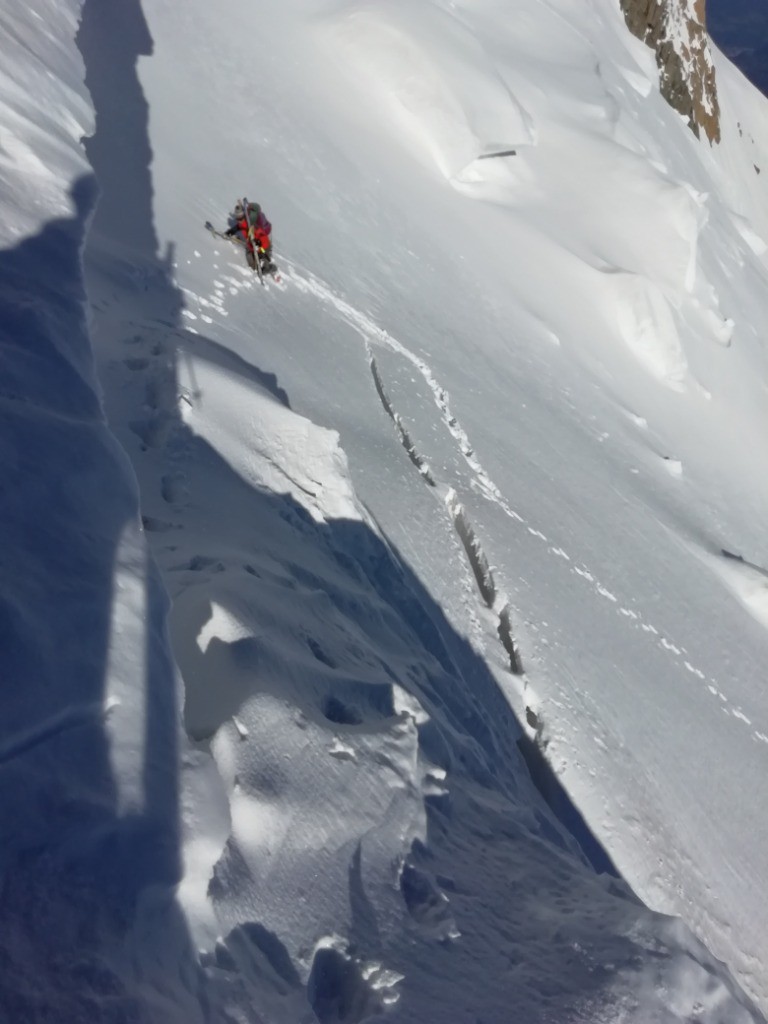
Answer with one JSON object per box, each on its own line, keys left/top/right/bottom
{"left": 620, "top": 0, "right": 720, "bottom": 143}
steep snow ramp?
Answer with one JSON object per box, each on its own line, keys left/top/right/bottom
{"left": 328, "top": 0, "right": 535, "bottom": 180}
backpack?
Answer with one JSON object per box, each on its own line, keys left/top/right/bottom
{"left": 245, "top": 202, "right": 271, "bottom": 235}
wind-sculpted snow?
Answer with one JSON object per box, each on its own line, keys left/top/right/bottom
{"left": 329, "top": 0, "right": 535, "bottom": 180}
{"left": 608, "top": 270, "right": 689, "bottom": 388}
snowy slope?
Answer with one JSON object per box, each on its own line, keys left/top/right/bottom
{"left": 128, "top": 0, "right": 768, "bottom": 1008}
{"left": 3, "top": 0, "right": 768, "bottom": 1020}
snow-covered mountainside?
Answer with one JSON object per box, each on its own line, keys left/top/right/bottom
{"left": 2, "top": 0, "right": 768, "bottom": 1021}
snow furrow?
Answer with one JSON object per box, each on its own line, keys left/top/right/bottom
{"left": 367, "top": 349, "right": 436, "bottom": 485}
{"left": 444, "top": 489, "right": 524, "bottom": 676}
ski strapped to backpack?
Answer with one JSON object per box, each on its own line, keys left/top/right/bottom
{"left": 242, "top": 196, "right": 264, "bottom": 285}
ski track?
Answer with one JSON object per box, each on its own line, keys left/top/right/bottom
{"left": 189, "top": 253, "right": 768, "bottom": 750}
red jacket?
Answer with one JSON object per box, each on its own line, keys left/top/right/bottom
{"left": 236, "top": 208, "right": 271, "bottom": 250}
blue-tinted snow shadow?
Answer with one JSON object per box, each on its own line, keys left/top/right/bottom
{"left": 0, "top": 184, "right": 194, "bottom": 1018}
{"left": 0, "top": 1, "right": 198, "bottom": 1020}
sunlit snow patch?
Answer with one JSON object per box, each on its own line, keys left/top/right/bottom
{"left": 608, "top": 270, "right": 688, "bottom": 390}
{"left": 177, "top": 354, "right": 361, "bottom": 525}
{"left": 0, "top": 2, "right": 93, "bottom": 245}
{"left": 329, "top": 0, "right": 535, "bottom": 180}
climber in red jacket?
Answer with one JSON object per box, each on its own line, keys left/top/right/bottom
{"left": 225, "top": 199, "right": 276, "bottom": 274}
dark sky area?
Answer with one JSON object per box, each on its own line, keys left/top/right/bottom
{"left": 708, "top": 0, "right": 768, "bottom": 94}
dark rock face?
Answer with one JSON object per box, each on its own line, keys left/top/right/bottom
{"left": 620, "top": 0, "right": 721, "bottom": 143}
